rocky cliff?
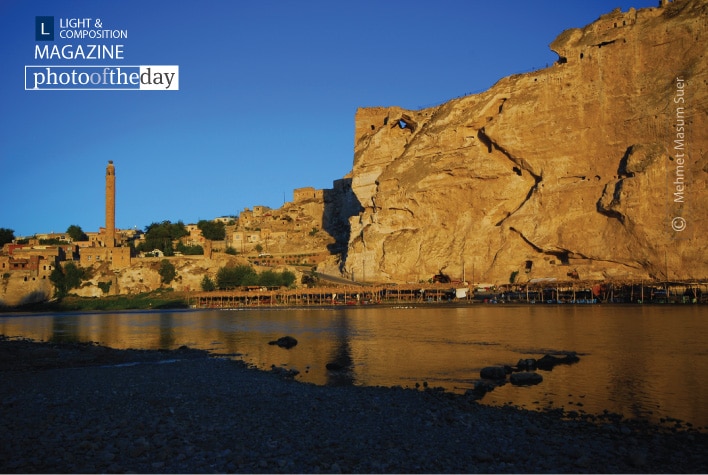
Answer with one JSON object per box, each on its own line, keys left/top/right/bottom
{"left": 343, "top": 0, "right": 708, "bottom": 284}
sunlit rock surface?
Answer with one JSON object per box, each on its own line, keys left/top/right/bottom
{"left": 344, "top": 0, "right": 707, "bottom": 284}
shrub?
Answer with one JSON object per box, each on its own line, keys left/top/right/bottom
{"left": 158, "top": 259, "right": 177, "bottom": 285}
{"left": 176, "top": 242, "right": 204, "bottom": 255}
{"left": 201, "top": 275, "right": 216, "bottom": 291}
{"left": 50, "top": 262, "right": 88, "bottom": 298}
{"left": 217, "top": 265, "right": 258, "bottom": 289}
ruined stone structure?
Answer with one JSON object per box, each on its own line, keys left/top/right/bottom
{"left": 341, "top": 0, "right": 707, "bottom": 284}
{"left": 227, "top": 180, "right": 360, "bottom": 259}
{"left": 294, "top": 187, "right": 325, "bottom": 203}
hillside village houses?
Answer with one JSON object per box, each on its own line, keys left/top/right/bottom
{"left": 1, "top": 164, "right": 335, "bottom": 286}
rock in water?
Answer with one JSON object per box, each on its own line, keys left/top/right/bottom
{"left": 268, "top": 336, "right": 298, "bottom": 349}
{"left": 510, "top": 372, "right": 543, "bottom": 386}
{"left": 480, "top": 366, "right": 507, "bottom": 380}
{"left": 536, "top": 353, "right": 580, "bottom": 370}
{"left": 517, "top": 358, "right": 537, "bottom": 371}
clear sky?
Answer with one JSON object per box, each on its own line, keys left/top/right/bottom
{"left": 1, "top": 0, "right": 658, "bottom": 237}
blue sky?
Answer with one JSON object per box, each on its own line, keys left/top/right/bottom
{"left": 1, "top": 0, "right": 657, "bottom": 237}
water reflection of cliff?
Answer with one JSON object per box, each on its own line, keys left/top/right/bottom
{"left": 0, "top": 306, "right": 706, "bottom": 428}
{"left": 325, "top": 312, "right": 355, "bottom": 386}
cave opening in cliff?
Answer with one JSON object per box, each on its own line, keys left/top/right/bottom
{"left": 513, "top": 166, "right": 522, "bottom": 176}
{"left": 394, "top": 115, "right": 417, "bottom": 133}
{"left": 397, "top": 119, "right": 412, "bottom": 131}
{"left": 550, "top": 251, "right": 571, "bottom": 266}
{"left": 557, "top": 55, "right": 567, "bottom": 64}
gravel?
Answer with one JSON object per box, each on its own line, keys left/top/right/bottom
{"left": 1, "top": 337, "right": 706, "bottom": 473}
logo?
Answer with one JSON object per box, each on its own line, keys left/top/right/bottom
{"left": 25, "top": 66, "right": 180, "bottom": 90}
{"left": 671, "top": 216, "right": 686, "bottom": 232}
{"left": 27, "top": 15, "right": 179, "bottom": 92}
{"left": 35, "top": 16, "right": 54, "bottom": 42}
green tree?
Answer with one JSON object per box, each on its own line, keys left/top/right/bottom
{"left": 0, "top": 228, "right": 15, "bottom": 247}
{"left": 49, "top": 266, "right": 66, "bottom": 298}
{"left": 239, "top": 266, "right": 259, "bottom": 286}
{"left": 176, "top": 242, "right": 204, "bottom": 255}
{"left": 158, "top": 259, "right": 176, "bottom": 285}
{"left": 216, "top": 267, "right": 235, "bottom": 289}
{"left": 64, "top": 263, "right": 86, "bottom": 290}
{"left": 258, "top": 269, "right": 296, "bottom": 288}
{"left": 258, "top": 270, "right": 280, "bottom": 287}
{"left": 137, "top": 221, "right": 188, "bottom": 255}
{"left": 197, "top": 220, "right": 226, "bottom": 241}
{"left": 279, "top": 270, "right": 296, "bottom": 287}
{"left": 301, "top": 269, "right": 318, "bottom": 287}
{"left": 66, "top": 224, "right": 88, "bottom": 242}
{"left": 49, "top": 262, "right": 87, "bottom": 298}
{"left": 201, "top": 275, "right": 216, "bottom": 291}
{"left": 163, "top": 240, "right": 175, "bottom": 257}
{"left": 216, "top": 264, "right": 258, "bottom": 289}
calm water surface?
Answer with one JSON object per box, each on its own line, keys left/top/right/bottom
{"left": 2, "top": 305, "right": 706, "bottom": 428}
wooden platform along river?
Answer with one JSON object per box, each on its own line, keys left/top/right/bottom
{"left": 188, "top": 284, "right": 466, "bottom": 308}
{"left": 188, "top": 280, "right": 706, "bottom": 308}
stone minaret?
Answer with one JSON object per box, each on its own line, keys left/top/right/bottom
{"left": 105, "top": 160, "right": 116, "bottom": 247}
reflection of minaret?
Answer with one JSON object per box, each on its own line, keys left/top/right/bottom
{"left": 105, "top": 160, "right": 116, "bottom": 248}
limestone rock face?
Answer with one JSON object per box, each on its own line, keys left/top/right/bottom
{"left": 0, "top": 276, "right": 53, "bottom": 307}
{"left": 344, "top": 0, "right": 708, "bottom": 284}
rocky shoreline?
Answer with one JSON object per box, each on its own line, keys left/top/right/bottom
{"left": 1, "top": 336, "right": 706, "bottom": 473}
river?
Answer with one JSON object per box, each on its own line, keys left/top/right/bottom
{"left": 1, "top": 304, "right": 706, "bottom": 429}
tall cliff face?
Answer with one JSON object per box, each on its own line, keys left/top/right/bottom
{"left": 344, "top": 0, "right": 708, "bottom": 284}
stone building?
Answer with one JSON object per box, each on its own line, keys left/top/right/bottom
{"left": 0, "top": 243, "right": 63, "bottom": 282}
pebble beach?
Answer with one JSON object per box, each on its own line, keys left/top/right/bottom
{"left": 1, "top": 336, "right": 706, "bottom": 473}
